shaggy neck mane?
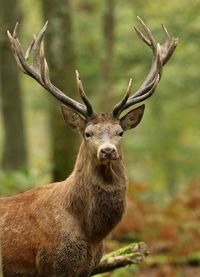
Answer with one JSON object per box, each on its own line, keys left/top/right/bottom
{"left": 66, "top": 141, "right": 127, "bottom": 242}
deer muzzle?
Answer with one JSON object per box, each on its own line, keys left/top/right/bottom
{"left": 98, "top": 144, "right": 118, "bottom": 161}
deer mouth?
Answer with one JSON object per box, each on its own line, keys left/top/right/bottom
{"left": 98, "top": 148, "right": 119, "bottom": 162}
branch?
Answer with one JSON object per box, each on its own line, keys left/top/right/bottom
{"left": 91, "top": 242, "right": 149, "bottom": 276}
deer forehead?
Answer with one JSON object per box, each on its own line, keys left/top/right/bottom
{"left": 85, "top": 114, "right": 122, "bottom": 137}
{"left": 86, "top": 122, "right": 122, "bottom": 136}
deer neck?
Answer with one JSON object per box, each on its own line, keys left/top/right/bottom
{"left": 66, "top": 141, "right": 127, "bottom": 242}
{"left": 73, "top": 141, "right": 126, "bottom": 186}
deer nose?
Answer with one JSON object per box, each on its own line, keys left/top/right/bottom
{"left": 98, "top": 144, "right": 118, "bottom": 161}
{"left": 100, "top": 147, "right": 115, "bottom": 155}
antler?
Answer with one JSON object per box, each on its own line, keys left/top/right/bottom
{"left": 7, "top": 22, "right": 95, "bottom": 119}
{"left": 112, "top": 17, "right": 178, "bottom": 118}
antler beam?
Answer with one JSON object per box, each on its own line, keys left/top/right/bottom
{"left": 7, "top": 22, "right": 95, "bottom": 119}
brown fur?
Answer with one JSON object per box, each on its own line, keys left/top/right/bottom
{"left": 0, "top": 112, "right": 136, "bottom": 277}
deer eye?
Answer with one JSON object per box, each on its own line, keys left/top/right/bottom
{"left": 119, "top": 131, "right": 124, "bottom": 137}
{"left": 85, "top": 132, "right": 92, "bottom": 139}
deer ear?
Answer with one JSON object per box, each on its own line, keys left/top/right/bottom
{"left": 61, "top": 105, "right": 86, "bottom": 132}
{"left": 120, "top": 104, "right": 145, "bottom": 131}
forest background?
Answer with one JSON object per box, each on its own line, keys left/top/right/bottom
{"left": 0, "top": 0, "right": 200, "bottom": 276}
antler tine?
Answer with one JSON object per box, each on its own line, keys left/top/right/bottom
{"left": 162, "top": 24, "right": 170, "bottom": 40}
{"left": 130, "top": 43, "right": 162, "bottom": 98}
{"left": 7, "top": 24, "right": 25, "bottom": 73}
{"left": 13, "top": 22, "right": 19, "bottom": 38}
{"left": 134, "top": 26, "right": 151, "bottom": 47}
{"left": 25, "top": 37, "right": 35, "bottom": 60}
{"left": 75, "top": 70, "right": 95, "bottom": 118}
{"left": 112, "top": 78, "right": 132, "bottom": 117}
{"left": 32, "top": 21, "right": 48, "bottom": 72}
{"left": 136, "top": 16, "right": 156, "bottom": 50}
{"left": 112, "top": 18, "right": 178, "bottom": 117}
{"left": 122, "top": 75, "right": 160, "bottom": 110}
{"left": 7, "top": 27, "right": 31, "bottom": 75}
{"left": 121, "top": 43, "right": 162, "bottom": 110}
{"left": 161, "top": 24, "right": 179, "bottom": 65}
{"left": 7, "top": 23, "right": 93, "bottom": 118}
{"left": 39, "top": 41, "right": 49, "bottom": 84}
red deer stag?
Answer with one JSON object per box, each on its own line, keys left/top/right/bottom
{"left": 0, "top": 17, "right": 178, "bottom": 276}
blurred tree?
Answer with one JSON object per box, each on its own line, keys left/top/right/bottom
{"left": 100, "top": 0, "right": 116, "bottom": 110}
{"left": 42, "top": 0, "right": 78, "bottom": 181}
{"left": 0, "top": 0, "right": 27, "bottom": 170}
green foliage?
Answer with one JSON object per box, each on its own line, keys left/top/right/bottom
{"left": 189, "top": 251, "right": 200, "bottom": 265}
{"left": 0, "top": 169, "right": 35, "bottom": 195}
{"left": 0, "top": 167, "right": 51, "bottom": 195}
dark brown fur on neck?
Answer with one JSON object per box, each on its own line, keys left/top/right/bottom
{"left": 68, "top": 142, "right": 127, "bottom": 242}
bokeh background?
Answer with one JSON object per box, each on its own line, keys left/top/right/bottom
{"left": 0, "top": 0, "right": 200, "bottom": 276}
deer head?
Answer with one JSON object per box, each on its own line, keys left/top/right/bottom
{"left": 7, "top": 17, "right": 178, "bottom": 163}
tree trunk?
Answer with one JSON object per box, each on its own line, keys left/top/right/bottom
{"left": 0, "top": 0, "right": 27, "bottom": 171}
{"left": 100, "top": 0, "right": 116, "bottom": 111}
{"left": 42, "top": 0, "right": 78, "bottom": 181}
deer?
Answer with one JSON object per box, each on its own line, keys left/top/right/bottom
{"left": 0, "top": 17, "right": 178, "bottom": 276}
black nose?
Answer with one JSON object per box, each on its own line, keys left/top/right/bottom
{"left": 101, "top": 147, "right": 115, "bottom": 155}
